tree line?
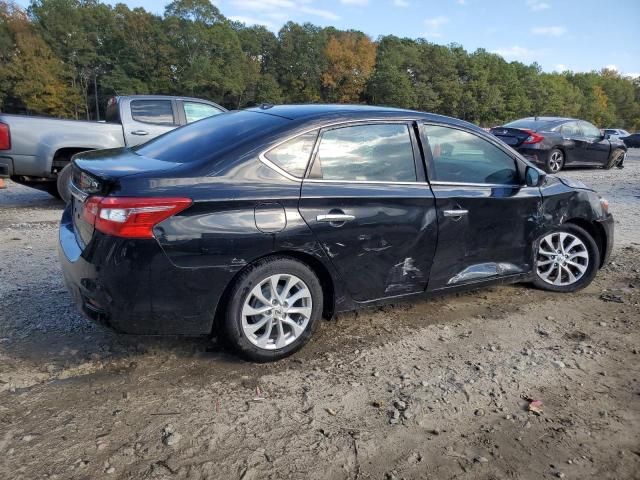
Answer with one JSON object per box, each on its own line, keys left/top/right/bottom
{"left": 1, "top": 0, "right": 639, "bottom": 129}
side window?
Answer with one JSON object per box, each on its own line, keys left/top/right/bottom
{"left": 580, "top": 121, "right": 601, "bottom": 138}
{"left": 314, "top": 124, "right": 416, "bottom": 182}
{"left": 423, "top": 125, "right": 519, "bottom": 185}
{"left": 184, "top": 101, "right": 224, "bottom": 123}
{"left": 561, "top": 122, "right": 582, "bottom": 137}
{"left": 131, "top": 100, "right": 175, "bottom": 125}
{"left": 264, "top": 130, "right": 318, "bottom": 178}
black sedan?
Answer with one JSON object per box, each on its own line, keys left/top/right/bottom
{"left": 59, "top": 105, "right": 614, "bottom": 361}
{"left": 621, "top": 132, "right": 640, "bottom": 148}
{"left": 491, "top": 117, "right": 627, "bottom": 173}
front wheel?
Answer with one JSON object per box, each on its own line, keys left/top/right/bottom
{"left": 532, "top": 224, "right": 600, "bottom": 293}
{"left": 544, "top": 148, "right": 564, "bottom": 173}
{"left": 223, "top": 256, "right": 323, "bottom": 362}
{"left": 605, "top": 148, "right": 625, "bottom": 169}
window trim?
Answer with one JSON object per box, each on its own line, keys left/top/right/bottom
{"left": 306, "top": 120, "right": 422, "bottom": 184}
{"left": 259, "top": 126, "right": 322, "bottom": 181}
{"left": 130, "top": 99, "right": 177, "bottom": 126}
{"left": 261, "top": 129, "right": 319, "bottom": 180}
{"left": 258, "top": 118, "right": 424, "bottom": 184}
{"left": 418, "top": 121, "right": 526, "bottom": 188}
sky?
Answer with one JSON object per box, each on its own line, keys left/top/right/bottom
{"left": 15, "top": 0, "right": 640, "bottom": 76}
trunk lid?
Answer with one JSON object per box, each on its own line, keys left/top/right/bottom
{"left": 490, "top": 127, "right": 532, "bottom": 147}
{"left": 70, "top": 147, "right": 183, "bottom": 248}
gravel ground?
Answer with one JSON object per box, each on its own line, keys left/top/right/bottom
{"left": 1, "top": 151, "right": 639, "bottom": 479}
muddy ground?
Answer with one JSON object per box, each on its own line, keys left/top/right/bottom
{"left": 1, "top": 152, "right": 639, "bottom": 480}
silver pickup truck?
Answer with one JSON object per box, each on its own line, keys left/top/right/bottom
{"left": 0, "top": 95, "right": 226, "bottom": 197}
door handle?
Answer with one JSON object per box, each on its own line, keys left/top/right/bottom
{"left": 443, "top": 209, "right": 469, "bottom": 218}
{"left": 130, "top": 130, "right": 149, "bottom": 136}
{"left": 317, "top": 213, "right": 356, "bottom": 223}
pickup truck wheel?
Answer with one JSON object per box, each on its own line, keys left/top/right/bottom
{"left": 56, "top": 163, "right": 73, "bottom": 203}
{"left": 223, "top": 256, "right": 323, "bottom": 362}
{"left": 544, "top": 148, "right": 564, "bottom": 173}
{"left": 42, "top": 182, "right": 62, "bottom": 199}
{"left": 605, "top": 148, "right": 625, "bottom": 170}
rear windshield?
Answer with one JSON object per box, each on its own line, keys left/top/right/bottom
{"left": 133, "top": 110, "right": 287, "bottom": 163}
{"left": 503, "top": 118, "right": 559, "bottom": 131}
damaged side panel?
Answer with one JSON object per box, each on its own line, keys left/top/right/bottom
{"left": 298, "top": 181, "right": 438, "bottom": 302}
{"left": 427, "top": 183, "right": 543, "bottom": 291}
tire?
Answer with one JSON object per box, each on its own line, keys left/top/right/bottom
{"left": 532, "top": 223, "right": 600, "bottom": 293}
{"left": 42, "top": 181, "right": 62, "bottom": 199}
{"left": 56, "top": 163, "right": 73, "bottom": 203}
{"left": 223, "top": 256, "right": 323, "bottom": 362}
{"left": 604, "top": 148, "right": 625, "bottom": 169}
{"left": 544, "top": 148, "right": 564, "bottom": 173}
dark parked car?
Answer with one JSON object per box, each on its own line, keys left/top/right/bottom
{"left": 490, "top": 117, "right": 626, "bottom": 173}
{"left": 621, "top": 132, "right": 640, "bottom": 148}
{"left": 59, "top": 105, "right": 613, "bottom": 361}
{"left": 603, "top": 128, "right": 630, "bottom": 140}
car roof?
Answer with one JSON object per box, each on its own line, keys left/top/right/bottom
{"left": 244, "top": 103, "right": 482, "bottom": 132}
{"left": 515, "top": 116, "right": 576, "bottom": 123}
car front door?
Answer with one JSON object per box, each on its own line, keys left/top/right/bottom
{"left": 420, "top": 123, "right": 542, "bottom": 291}
{"left": 123, "top": 98, "right": 179, "bottom": 147}
{"left": 579, "top": 121, "right": 611, "bottom": 166}
{"left": 298, "top": 122, "right": 438, "bottom": 302}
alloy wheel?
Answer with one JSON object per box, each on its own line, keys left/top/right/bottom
{"left": 549, "top": 151, "right": 563, "bottom": 172}
{"left": 536, "top": 232, "right": 589, "bottom": 286}
{"left": 241, "top": 274, "right": 312, "bottom": 350}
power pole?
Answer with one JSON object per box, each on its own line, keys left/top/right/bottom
{"left": 94, "top": 73, "right": 100, "bottom": 121}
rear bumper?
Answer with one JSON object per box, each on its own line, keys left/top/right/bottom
{"left": 58, "top": 205, "right": 232, "bottom": 335}
{"left": 598, "top": 213, "right": 614, "bottom": 267}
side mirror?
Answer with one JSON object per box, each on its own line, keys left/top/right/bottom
{"left": 525, "top": 166, "right": 546, "bottom": 187}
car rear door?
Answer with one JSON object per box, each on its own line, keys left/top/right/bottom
{"left": 298, "top": 121, "right": 438, "bottom": 302}
{"left": 419, "top": 123, "right": 542, "bottom": 291}
{"left": 557, "top": 121, "right": 585, "bottom": 165}
{"left": 579, "top": 121, "right": 611, "bottom": 165}
{"left": 122, "top": 98, "right": 179, "bottom": 147}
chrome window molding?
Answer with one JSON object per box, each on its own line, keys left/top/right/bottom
{"left": 303, "top": 179, "right": 431, "bottom": 186}
{"left": 258, "top": 118, "right": 420, "bottom": 183}
{"left": 429, "top": 181, "right": 524, "bottom": 188}
{"left": 258, "top": 154, "right": 302, "bottom": 182}
{"left": 69, "top": 181, "right": 89, "bottom": 202}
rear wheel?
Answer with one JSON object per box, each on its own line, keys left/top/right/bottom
{"left": 223, "top": 256, "right": 323, "bottom": 362}
{"left": 544, "top": 148, "right": 564, "bottom": 173}
{"left": 532, "top": 224, "right": 600, "bottom": 293}
{"left": 605, "top": 148, "right": 625, "bottom": 169}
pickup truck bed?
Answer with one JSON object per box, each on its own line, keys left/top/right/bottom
{"left": 0, "top": 114, "right": 125, "bottom": 178}
{"left": 0, "top": 95, "right": 225, "bottom": 197}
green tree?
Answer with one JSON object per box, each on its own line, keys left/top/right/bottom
{"left": 0, "top": 1, "right": 79, "bottom": 115}
{"left": 275, "top": 22, "right": 327, "bottom": 103}
{"left": 164, "top": 0, "right": 246, "bottom": 106}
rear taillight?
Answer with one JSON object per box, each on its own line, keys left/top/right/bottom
{"left": 0, "top": 122, "right": 10, "bottom": 150}
{"left": 82, "top": 196, "right": 192, "bottom": 239}
{"left": 523, "top": 130, "right": 544, "bottom": 144}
